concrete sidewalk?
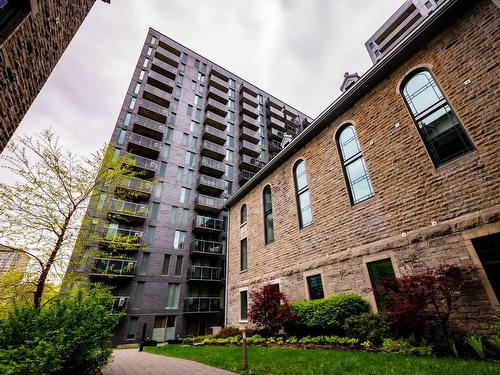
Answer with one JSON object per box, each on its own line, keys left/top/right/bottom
{"left": 104, "top": 348, "right": 236, "bottom": 375}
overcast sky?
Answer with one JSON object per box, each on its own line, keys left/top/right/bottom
{"left": 2, "top": 0, "right": 403, "bottom": 182}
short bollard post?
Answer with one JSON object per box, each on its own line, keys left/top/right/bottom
{"left": 139, "top": 323, "right": 147, "bottom": 352}
{"left": 242, "top": 328, "right": 248, "bottom": 370}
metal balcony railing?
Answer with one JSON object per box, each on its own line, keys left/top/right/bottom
{"left": 183, "top": 297, "right": 222, "bottom": 313}
{"left": 90, "top": 258, "right": 137, "bottom": 277}
{"left": 238, "top": 170, "right": 255, "bottom": 183}
{"left": 108, "top": 199, "right": 148, "bottom": 218}
{"left": 138, "top": 99, "right": 169, "bottom": 118}
{"left": 200, "top": 156, "right": 224, "bottom": 173}
{"left": 239, "top": 155, "right": 266, "bottom": 169}
{"left": 131, "top": 154, "right": 158, "bottom": 172}
{"left": 201, "top": 140, "right": 225, "bottom": 160}
{"left": 187, "top": 266, "right": 223, "bottom": 281}
{"left": 112, "top": 296, "right": 131, "bottom": 311}
{"left": 190, "top": 239, "right": 224, "bottom": 255}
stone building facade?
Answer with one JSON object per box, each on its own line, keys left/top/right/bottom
{"left": 225, "top": 0, "right": 500, "bottom": 334}
{"left": 0, "top": 0, "right": 99, "bottom": 153}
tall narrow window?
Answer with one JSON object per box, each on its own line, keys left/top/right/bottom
{"left": 337, "top": 125, "right": 374, "bottom": 204}
{"left": 240, "top": 290, "right": 248, "bottom": 321}
{"left": 133, "top": 282, "right": 145, "bottom": 308}
{"left": 240, "top": 204, "right": 247, "bottom": 225}
{"left": 166, "top": 283, "right": 180, "bottom": 309}
{"left": 471, "top": 233, "right": 500, "bottom": 301}
{"left": 401, "top": 69, "right": 474, "bottom": 166}
{"left": 263, "top": 186, "right": 274, "bottom": 244}
{"left": 127, "top": 317, "right": 138, "bottom": 339}
{"left": 162, "top": 254, "right": 171, "bottom": 275}
{"left": 367, "top": 258, "right": 395, "bottom": 311}
{"left": 306, "top": 274, "right": 324, "bottom": 300}
{"left": 240, "top": 238, "right": 248, "bottom": 271}
{"left": 174, "top": 256, "right": 183, "bottom": 276}
{"left": 173, "top": 230, "right": 186, "bottom": 249}
{"left": 140, "top": 253, "right": 150, "bottom": 274}
{"left": 293, "top": 160, "right": 313, "bottom": 228}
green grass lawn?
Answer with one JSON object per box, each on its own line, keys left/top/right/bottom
{"left": 145, "top": 345, "right": 500, "bottom": 375}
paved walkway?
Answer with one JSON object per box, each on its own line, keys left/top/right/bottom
{"left": 104, "top": 348, "right": 236, "bottom": 375}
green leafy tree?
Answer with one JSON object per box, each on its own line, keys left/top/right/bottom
{"left": 0, "top": 129, "right": 144, "bottom": 309}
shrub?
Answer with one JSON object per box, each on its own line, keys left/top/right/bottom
{"left": 0, "top": 287, "right": 121, "bottom": 375}
{"left": 381, "top": 264, "right": 476, "bottom": 340}
{"left": 289, "top": 294, "right": 369, "bottom": 335}
{"left": 215, "top": 326, "right": 240, "bottom": 338}
{"left": 381, "top": 338, "right": 433, "bottom": 357}
{"left": 248, "top": 284, "right": 294, "bottom": 335}
{"left": 465, "top": 334, "right": 485, "bottom": 359}
{"left": 343, "top": 313, "right": 391, "bottom": 344}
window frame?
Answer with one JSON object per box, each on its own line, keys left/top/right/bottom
{"left": 240, "top": 204, "right": 247, "bottom": 225}
{"left": 293, "top": 159, "right": 314, "bottom": 228}
{"left": 239, "top": 288, "right": 249, "bottom": 322}
{"left": 263, "top": 185, "right": 274, "bottom": 244}
{"left": 399, "top": 68, "right": 475, "bottom": 167}
{"left": 335, "top": 123, "right": 374, "bottom": 205}
{"left": 240, "top": 238, "right": 248, "bottom": 272}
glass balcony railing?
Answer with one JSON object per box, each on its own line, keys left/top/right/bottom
{"left": 193, "top": 215, "right": 225, "bottom": 232}
{"left": 183, "top": 297, "right": 222, "bottom": 313}
{"left": 116, "top": 177, "right": 153, "bottom": 194}
{"left": 129, "top": 133, "right": 162, "bottom": 151}
{"left": 101, "top": 227, "right": 143, "bottom": 244}
{"left": 187, "top": 266, "right": 223, "bottom": 281}
{"left": 198, "top": 174, "right": 225, "bottom": 192}
{"left": 90, "top": 258, "right": 137, "bottom": 277}
{"left": 108, "top": 199, "right": 148, "bottom": 218}
{"left": 190, "top": 239, "right": 224, "bottom": 255}
{"left": 112, "top": 296, "right": 130, "bottom": 311}
{"left": 130, "top": 154, "right": 158, "bottom": 172}
{"left": 195, "top": 194, "right": 224, "bottom": 211}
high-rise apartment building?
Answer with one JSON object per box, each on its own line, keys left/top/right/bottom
{"left": 0, "top": 0, "right": 107, "bottom": 153}
{"left": 75, "top": 28, "right": 311, "bottom": 345}
{"left": 0, "top": 244, "right": 29, "bottom": 274}
{"left": 365, "top": 0, "right": 446, "bottom": 63}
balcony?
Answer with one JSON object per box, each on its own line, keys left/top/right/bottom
{"left": 269, "top": 139, "right": 283, "bottom": 153}
{"left": 191, "top": 239, "right": 224, "bottom": 256}
{"left": 127, "top": 133, "right": 161, "bottom": 159}
{"left": 128, "top": 154, "right": 158, "bottom": 177}
{"left": 240, "top": 91, "right": 258, "bottom": 107}
{"left": 240, "top": 102, "right": 258, "bottom": 119}
{"left": 108, "top": 199, "right": 148, "bottom": 222}
{"left": 187, "top": 266, "right": 223, "bottom": 281}
{"left": 210, "top": 66, "right": 229, "bottom": 82}
{"left": 204, "top": 111, "right": 227, "bottom": 131}
{"left": 115, "top": 176, "right": 153, "bottom": 199}
{"left": 195, "top": 194, "right": 224, "bottom": 213}
{"left": 268, "top": 105, "right": 284, "bottom": 119}
{"left": 151, "top": 57, "right": 177, "bottom": 80}
{"left": 198, "top": 174, "right": 224, "bottom": 195}
{"left": 239, "top": 140, "right": 260, "bottom": 158}
{"left": 268, "top": 127, "right": 284, "bottom": 141}
{"left": 201, "top": 140, "right": 225, "bottom": 161}
{"left": 137, "top": 99, "right": 168, "bottom": 124}
{"left": 241, "top": 84, "right": 258, "bottom": 97}
{"left": 240, "top": 114, "right": 259, "bottom": 131}
{"left": 143, "top": 83, "right": 170, "bottom": 107}
{"left": 239, "top": 127, "right": 259, "bottom": 144}
{"left": 112, "top": 296, "right": 131, "bottom": 311}
{"left": 286, "top": 125, "right": 300, "bottom": 135}
{"left": 207, "top": 85, "right": 228, "bottom": 105}
{"left": 199, "top": 156, "right": 225, "bottom": 177}
{"left": 192, "top": 215, "right": 225, "bottom": 233}
{"left": 206, "top": 98, "right": 228, "bottom": 117}
{"left": 239, "top": 155, "right": 265, "bottom": 172}
{"left": 268, "top": 116, "right": 286, "bottom": 132}
{"left": 90, "top": 258, "right": 137, "bottom": 278}
{"left": 202, "top": 125, "right": 226, "bottom": 146}
{"left": 147, "top": 71, "right": 174, "bottom": 94}
{"left": 99, "top": 227, "right": 143, "bottom": 248}
{"left": 154, "top": 47, "right": 179, "bottom": 68}
{"left": 133, "top": 115, "right": 165, "bottom": 141}
{"left": 238, "top": 170, "right": 255, "bottom": 185}
{"left": 208, "top": 74, "right": 229, "bottom": 93}
{"left": 183, "top": 297, "right": 222, "bottom": 313}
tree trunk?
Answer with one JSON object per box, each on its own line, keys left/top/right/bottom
{"left": 33, "top": 215, "right": 71, "bottom": 309}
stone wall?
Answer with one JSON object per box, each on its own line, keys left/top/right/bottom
{"left": 0, "top": 0, "right": 96, "bottom": 152}
{"left": 226, "top": 0, "right": 500, "bottom": 333}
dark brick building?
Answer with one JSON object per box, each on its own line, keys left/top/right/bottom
{"left": 225, "top": 0, "right": 500, "bottom": 334}
{"left": 71, "top": 29, "right": 311, "bottom": 345}
{"left": 0, "top": 0, "right": 99, "bottom": 153}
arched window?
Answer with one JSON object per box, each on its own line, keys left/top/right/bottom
{"left": 293, "top": 160, "right": 313, "bottom": 228}
{"left": 337, "top": 124, "right": 374, "bottom": 204}
{"left": 240, "top": 204, "right": 247, "bottom": 225}
{"left": 263, "top": 185, "right": 274, "bottom": 244}
{"left": 401, "top": 69, "right": 474, "bottom": 167}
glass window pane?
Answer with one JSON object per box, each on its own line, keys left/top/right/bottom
{"left": 300, "top": 207, "right": 314, "bottom": 227}
{"left": 403, "top": 71, "right": 443, "bottom": 116}
{"left": 307, "top": 275, "right": 324, "bottom": 300}
{"left": 298, "top": 190, "right": 311, "bottom": 210}
{"left": 240, "top": 291, "right": 248, "bottom": 320}
{"left": 265, "top": 212, "right": 274, "bottom": 243}
{"left": 162, "top": 254, "right": 170, "bottom": 275}
{"left": 339, "top": 126, "right": 360, "bottom": 161}
{"left": 367, "top": 259, "right": 395, "bottom": 311}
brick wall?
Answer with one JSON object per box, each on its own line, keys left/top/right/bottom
{"left": 226, "top": 0, "right": 500, "bottom": 333}
{"left": 0, "top": 0, "right": 96, "bottom": 152}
